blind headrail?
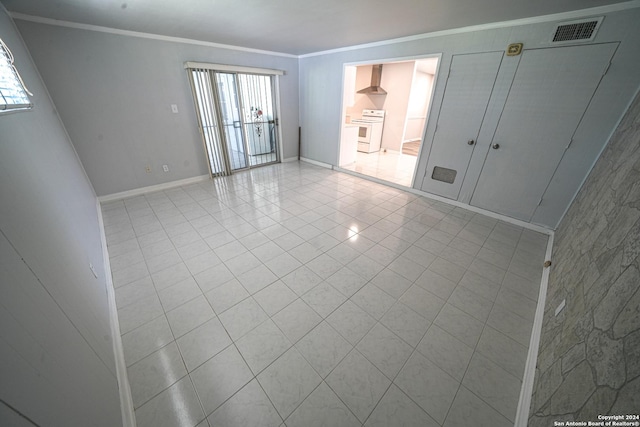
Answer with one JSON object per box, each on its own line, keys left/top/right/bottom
{"left": 184, "top": 62, "right": 284, "bottom": 76}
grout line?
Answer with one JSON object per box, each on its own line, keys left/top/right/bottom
{"left": 106, "top": 162, "right": 549, "bottom": 426}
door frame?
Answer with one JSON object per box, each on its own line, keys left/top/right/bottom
{"left": 338, "top": 53, "right": 442, "bottom": 188}
{"left": 185, "top": 62, "right": 285, "bottom": 176}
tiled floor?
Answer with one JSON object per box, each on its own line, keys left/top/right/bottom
{"left": 341, "top": 150, "right": 418, "bottom": 187}
{"left": 102, "top": 161, "right": 547, "bottom": 427}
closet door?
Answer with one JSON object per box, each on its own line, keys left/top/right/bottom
{"left": 470, "top": 43, "right": 616, "bottom": 221}
{"left": 420, "top": 52, "right": 503, "bottom": 199}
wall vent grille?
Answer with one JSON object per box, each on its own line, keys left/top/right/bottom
{"left": 551, "top": 17, "right": 603, "bottom": 43}
{"left": 432, "top": 166, "right": 456, "bottom": 184}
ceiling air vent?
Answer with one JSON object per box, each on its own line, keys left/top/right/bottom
{"left": 551, "top": 17, "right": 603, "bottom": 44}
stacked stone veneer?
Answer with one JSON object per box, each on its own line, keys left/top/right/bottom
{"left": 528, "top": 92, "right": 640, "bottom": 425}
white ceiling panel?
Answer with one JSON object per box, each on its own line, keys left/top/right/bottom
{"left": 1, "top": 0, "right": 631, "bottom": 55}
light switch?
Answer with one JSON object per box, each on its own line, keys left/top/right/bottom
{"left": 171, "top": 104, "right": 179, "bottom": 113}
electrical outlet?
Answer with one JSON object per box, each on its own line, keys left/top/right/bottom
{"left": 171, "top": 104, "right": 179, "bottom": 113}
{"left": 145, "top": 165, "right": 151, "bottom": 173}
{"left": 89, "top": 263, "right": 98, "bottom": 279}
{"left": 162, "top": 164, "right": 169, "bottom": 172}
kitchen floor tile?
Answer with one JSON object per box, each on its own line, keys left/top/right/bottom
{"left": 365, "top": 384, "right": 439, "bottom": 427}
{"left": 158, "top": 277, "right": 202, "bottom": 312}
{"left": 476, "top": 325, "right": 528, "bottom": 379}
{"left": 176, "top": 317, "right": 232, "bottom": 371}
{"left": 370, "top": 268, "right": 413, "bottom": 299}
{"left": 204, "top": 278, "right": 248, "bottom": 315}
{"left": 461, "top": 353, "right": 522, "bottom": 422}
{"left": 416, "top": 324, "right": 474, "bottom": 381}
{"left": 216, "top": 295, "right": 267, "bottom": 340}
{"left": 380, "top": 302, "right": 431, "bottom": 347}
{"left": 399, "top": 285, "right": 445, "bottom": 322}
{"left": 134, "top": 376, "right": 205, "bottom": 427}
{"left": 191, "top": 344, "right": 253, "bottom": 416}
{"left": 235, "top": 319, "right": 292, "bottom": 375}
{"left": 166, "top": 295, "right": 215, "bottom": 338}
{"left": 326, "top": 266, "right": 368, "bottom": 298}
{"left": 356, "top": 323, "right": 413, "bottom": 380}
{"left": 122, "top": 315, "right": 174, "bottom": 367}
{"left": 351, "top": 283, "right": 396, "bottom": 320}
{"left": 326, "top": 300, "right": 377, "bottom": 345}
{"left": 282, "top": 265, "right": 323, "bottom": 296}
{"left": 127, "top": 342, "right": 187, "bottom": 409}
{"left": 117, "top": 293, "right": 164, "bottom": 335}
{"left": 257, "top": 347, "right": 322, "bottom": 419}
{"left": 394, "top": 351, "right": 460, "bottom": 424}
{"left": 301, "top": 282, "right": 347, "bottom": 318}
{"left": 253, "top": 280, "right": 298, "bottom": 316}
{"left": 285, "top": 382, "right": 360, "bottom": 427}
{"left": 443, "top": 386, "right": 512, "bottom": 427}
{"left": 236, "top": 264, "right": 278, "bottom": 295}
{"left": 104, "top": 163, "right": 547, "bottom": 427}
{"left": 326, "top": 350, "right": 391, "bottom": 423}
{"left": 486, "top": 303, "right": 533, "bottom": 347}
{"left": 433, "top": 303, "right": 484, "bottom": 348}
{"left": 207, "top": 379, "right": 282, "bottom": 427}
{"left": 295, "top": 321, "right": 352, "bottom": 378}
{"left": 271, "top": 298, "right": 322, "bottom": 343}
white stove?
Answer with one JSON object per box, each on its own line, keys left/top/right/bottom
{"left": 351, "top": 109, "right": 385, "bottom": 153}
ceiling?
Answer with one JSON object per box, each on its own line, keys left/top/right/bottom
{"left": 1, "top": 0, "right": 630, "bottom": 55}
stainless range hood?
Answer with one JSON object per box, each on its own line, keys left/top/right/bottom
{"left": 357, "top": 64, "right": 387, "bottom": 95}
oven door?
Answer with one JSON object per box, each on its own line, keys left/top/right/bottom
{"left": 357, "top": 123, "right": 371, "bottom": 143}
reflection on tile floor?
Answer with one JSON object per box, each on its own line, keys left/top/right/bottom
{"left": 341, "top": 150, "right": 418, "bottom": 187}
{"left": 102, "top": 161, "right": 548, "bottom": 427}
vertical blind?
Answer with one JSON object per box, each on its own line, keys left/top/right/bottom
{"left": 187, "top": 68, "right": 231, "bottom": 177}
{"left": 0, "top": 38, "right": 32, "bottom": 112}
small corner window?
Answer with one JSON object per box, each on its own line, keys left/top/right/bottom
{"left": 0, "top": 38, "right": 33, "bottom": 113}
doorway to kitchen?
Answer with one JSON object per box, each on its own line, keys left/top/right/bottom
{"left": 338, "top": 56, "right": 439, "bottom": 188}
{"left": 186, "top": 63, "right": 281, "bottom": 177}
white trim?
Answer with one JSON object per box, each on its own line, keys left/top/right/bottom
{"left": 10, "top": 1, "right": 640, "bottom": 59}
{"left": 299, "top": 0, "right": 640, "bottom": 58}
{"left": 334, "top": 166, "right": 554, "bottom": 235}
{"left": 300, "top": 157, "right": 333, "bottom": 169}
{"left": 98, "top": 175, "right": 210, "bottom": 203}
{"left": 281, "top": 156, "right": 299, "bottom": 163}
{"left": 515, "top": 233, "right": 555, "bottom": 426}
{"left": 184, "top": 61, "right": 284, "bottom": 75}
{"left": 96, "top": 200, "right": 136, "bottom": 427}
{"left": 554, "top": 84, "right": 640, "bottom": 229}
{"left": 8, "top": 12, "right": 297, "bottom": 58}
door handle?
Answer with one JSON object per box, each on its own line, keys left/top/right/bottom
{"left": 492, "top": 143, "right": 500, "bottom": 149}
{"left": 467, "top": 139, "right": 475, "bottom": 145}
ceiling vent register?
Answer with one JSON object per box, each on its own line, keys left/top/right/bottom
{"left": 551, "top": 17, "right": 603, "bottom": 43}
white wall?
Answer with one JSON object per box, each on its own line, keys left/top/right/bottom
{"left": 0, "top": 8, "right": 121, "bottom": 427}
{"left": 379, "top": 61, "right": 415, "bottom": 152}
{"left": 299, "top": 6, "right": 640, "bottom": 227}
{"left": 404, "top": 70, "right": 434, "bottom": 142}
{"left": 14, "top": 20, "right": 300, "bottom": 196}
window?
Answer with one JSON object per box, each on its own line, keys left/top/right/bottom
{"left": 0, "top": 38, "right": 32, "bottom": 113}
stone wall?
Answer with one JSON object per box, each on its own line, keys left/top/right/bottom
{"left": 528, "top": 91, "right": 640, "bottom": 425}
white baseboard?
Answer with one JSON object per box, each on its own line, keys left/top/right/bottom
{"left": 514, "top": 233, "right": 555, "bottom": 426}
{"left": 300, "top": 157, "right": 333, "bottom": 169}
{"left": 98, "top": 175, "right": 210, "bottom": 203}
{"left": 333, "top": 166, "right": 553, "bottom": 235}
{"left": 96, "top": 200, "right": 136, "bottom": 427}
{"left": 281, "top": 157, "right": 299, "bottom": 163}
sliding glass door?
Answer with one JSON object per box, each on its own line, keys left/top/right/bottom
{"left": 187, "top": 67, "right": 280, "bottom": 177}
